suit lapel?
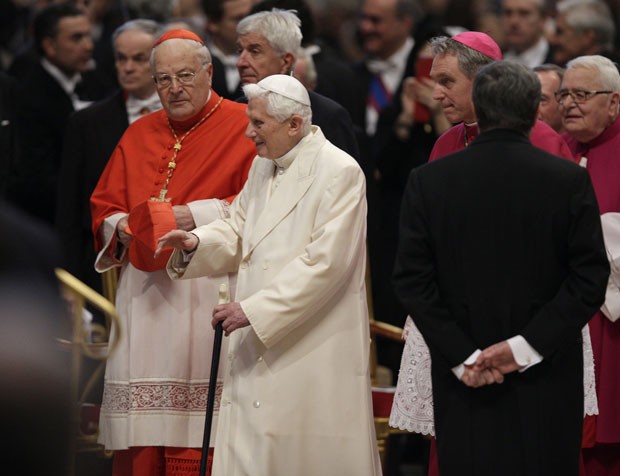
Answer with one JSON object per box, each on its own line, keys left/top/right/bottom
{"left": 244, "top": 129, "right": 324, "bottom": 257}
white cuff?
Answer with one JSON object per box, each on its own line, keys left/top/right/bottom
{"left": 452, "top": 349, "right": 481, "bottom": 380}
{"left": 508, "top": 335, "right": 543, "bottom": 372}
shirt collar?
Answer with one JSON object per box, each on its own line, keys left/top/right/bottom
{"left": 126, "top": 91, "right": 163, "bottom": 123}
{"left": 41, "top": 58, "right": 82, "bottom": 96}
{"left": 207, "top": 42, "right": 239, "bottom": 68}
{"left": 366, "top": 37, "right": 414, "bottom": 75}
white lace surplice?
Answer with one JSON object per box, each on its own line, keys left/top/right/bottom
{"left": 389, "top": 316, "right": 598, "bottom": 436}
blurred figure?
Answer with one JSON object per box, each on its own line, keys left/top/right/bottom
{"left": 203, "top": 0, "right": 253, "bottom": 99}
{"left": 369, "top": 30, "right": 451, "bottom": 379}
{"left": 0, "top": 72, "right": 19, "bottom": 199}
{"left": 558, "top": 54, "right": 620, "bottom": 476}
{"left": 0, "top": 200, "right": 69, "bottom": 476}
{"left": 551, "top": 0, "right": 619, "bottom": 66}
{"left": 293, "top": 46, "right": 318, "bottom": 91}
{"left": 534, "top": 63, "right": 565, "bottom": 133}
{"left": 353, "top": 0, "right": 421, "bottom": 137}
{"left": 56, "top": 19, "right": 161, "bottom": 292}
{"left": 501, "top": 0, "right": 553, "bottom": 67}
{"left": 9, "top": 3, "right": 107, "bottom": 224}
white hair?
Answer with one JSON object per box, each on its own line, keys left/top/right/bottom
{"left": 149, "top": 38, "right": 211, "bottom": 68}
{"left": 243, "top": 83, "right": 312, "bottom": 135}
{"left": 566, "top": 55, "right": 620, "bottom": 91}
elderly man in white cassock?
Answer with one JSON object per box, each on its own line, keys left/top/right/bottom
{"left": 157, "top": 74, "right": 382, "bottom": 476}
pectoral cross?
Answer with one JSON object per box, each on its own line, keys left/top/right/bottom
{"left": 151, "top": 188, "right": 171, "bottom": 202}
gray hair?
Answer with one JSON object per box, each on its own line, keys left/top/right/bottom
{"left": 243, "top": 83, "right": 312, "bottom": 135}
{"left": 112, "top": 19, "right": 161, "bottom": 46}
{"left": 565, "top": 55, "right": 620, "bottom": 92}
{"left": 473, "top": 61, "right": 540, "bottom": 134}
{"left": 149, "top": 37, "right": 212, "bottom": 68}
{"left": 430, "top": 36, "right": 496, "bottom": 79}
{"left": 294, "top": 47, "right": 318, "bottom": 90}
{"left": 237, "top": 9, "right": 302, "bottom": 55}
{"left": 557, "top": 0, "right": 615, "bottom": 51}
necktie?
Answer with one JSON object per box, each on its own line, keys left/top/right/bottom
{"left": 367, "top": 74, "right": 392, "bottom": 114}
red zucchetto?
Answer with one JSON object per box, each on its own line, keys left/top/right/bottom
{"left": 152, "top": 29, "right": 204, "bottom": 48}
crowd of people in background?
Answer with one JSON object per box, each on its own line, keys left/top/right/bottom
{"left": 1, "top": 0, "right": 620, "bottom": 475}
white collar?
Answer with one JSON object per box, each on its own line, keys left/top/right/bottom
{"left": 270, "top": 131, "right": 313, "bottom": 168}
{"left": 366, "top": 37, "right": 414, "bottom": 74}
{"left": 126, "top": 91, "right": 163, "bottom": 123}
{"left": 41, "top": 58, "right": 82, "bottom": 96}
{"left": 207, "top": 42, "right": 239, "bottom": 67}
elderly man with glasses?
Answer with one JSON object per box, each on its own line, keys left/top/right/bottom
{"left": 559, "top": 54, "right": 620, "bottom": 476}
{"left": 90, "top": 29, "right": 256, "bottom": 475}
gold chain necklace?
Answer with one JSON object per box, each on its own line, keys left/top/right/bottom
{"left": 152, "top": 96, "right": 224, "bottom": 202}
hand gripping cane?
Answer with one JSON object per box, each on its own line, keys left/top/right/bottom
{"left": 200, "top": 283, "right": 228, "bottom": 476}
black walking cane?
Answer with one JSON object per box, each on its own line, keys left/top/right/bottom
{"left": 200, "top": 283, "right": 228, "bottom": 476}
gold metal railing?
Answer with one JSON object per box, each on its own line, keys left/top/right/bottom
{"left": 55, "top": 268, "right": 120, "bottom": 475}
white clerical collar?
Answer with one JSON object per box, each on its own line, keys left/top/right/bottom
{"left": 126, "top": 91, "right": 163, "bottom": 124}
{"left": 272, "top": 131, "right": 313, "bottom": 168}
{"left": 504, "top": 37, "right": 549, "bottom": 69}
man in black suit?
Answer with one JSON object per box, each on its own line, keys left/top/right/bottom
{"left": 235, "top": 9, "right": 360, "bottom": 162}
{"left": 203, "top": 0, "right": 252, "bottom": 100}
{"left": 56, "top": 19, "right": 161, "bottom": 292}
{"left": 393, "top": 61, "right": 609, "bottom": 476}
{"left": 10, "top": 3, "right": 107, "bottom": 224}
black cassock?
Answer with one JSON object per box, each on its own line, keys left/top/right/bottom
{"left": 393, "top": 129, "right": 609, "bottom": 476}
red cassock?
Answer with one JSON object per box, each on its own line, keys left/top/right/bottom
{"left": 91, "top": 91, "right": 255, "bottom": 270}
{"left": 564, "top": 117, "right": 620, "bottom": 476}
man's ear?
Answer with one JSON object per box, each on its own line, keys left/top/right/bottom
{"left": 280, "top": 52, "right": 295, "bottom": 74}
{"left": 41, "top": 36, "right": 56, "bottom": 60}
{"left": 608, "top": 91, "right": 620, "bottom": 117}
{"left": 288, "top": 114, "right": 304, "bottom": 135}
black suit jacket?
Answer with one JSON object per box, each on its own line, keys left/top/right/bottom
{"left": 56, "top": 90, "right": 129, "bottom": 291}
{"left": 393, "top": 129, "right": 609, "bottom": 476}
{"left": 211, "top": 55, "right": 244, "bottom": 100}
{"left": 307, "top": 90, "right": 360, "bottom": 162}
{"left": 10, "top": 63, "right": 106, "bottom": 223}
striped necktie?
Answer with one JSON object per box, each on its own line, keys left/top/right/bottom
{"left": 367, "top": 74, "right": 392, "bottom": 113}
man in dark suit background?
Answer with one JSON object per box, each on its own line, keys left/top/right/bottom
{"left": 393, "top": 60, "right": 609, "bottom": 476}
{"left": 235, "top": 9, "right": 360, "bottom": 162}
{"left": 9, "top": 3, "right": 107, "bottom": 224}
{"left": 203, "top": 0, "right": 252, "bottom": 100}
{"left": 56, "top": 19, "right": 161, "bottom": 292}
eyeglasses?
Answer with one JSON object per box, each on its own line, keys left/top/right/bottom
{"left": 554, "top": 89, "right": 613, "bottom": 105}
{"left": 153, "top": 65, "right": 205, "bottom": 89}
